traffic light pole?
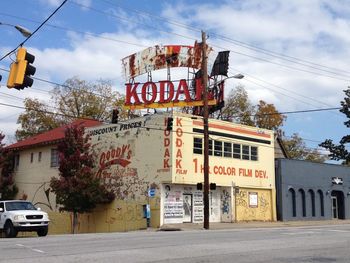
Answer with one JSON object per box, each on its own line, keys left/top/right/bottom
{"left": 202, "top": 31, "right": 210, "bottom": 230}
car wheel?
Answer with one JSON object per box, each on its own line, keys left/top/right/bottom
{"left": 4, "top": 221, "right": 17, "bottom": 238}
{"left": 37, "top": 226, "right": 48, "bottom": 237}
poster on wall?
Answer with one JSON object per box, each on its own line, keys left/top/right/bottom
{"left": 249, "top": 192, "right": 258, "bottom": 208}
{"left": 164, "top": 186, "right": 183, "bottom": 224}
{"left": 193, "top": 191, "right": 203, "bottom": 223}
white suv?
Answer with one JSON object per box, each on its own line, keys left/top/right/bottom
{"left": 0, "top": 200, "right": 50, "bottom": 238}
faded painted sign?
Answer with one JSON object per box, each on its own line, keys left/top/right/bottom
{"left": 122, "top": 43, "right": 213, "bottom": 80}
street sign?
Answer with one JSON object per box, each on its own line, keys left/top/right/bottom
{"left": 148, "top": 188, "right": 155, "bottom": 197}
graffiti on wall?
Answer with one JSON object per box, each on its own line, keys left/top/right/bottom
{"left": 221, "top": 189, "right": 230, "bottom": 214}
{"left": 32, "top": 182, "right": 55, "bottom": 211}
{"left": 236, "top": 189, "right": 271, "bottom": 220}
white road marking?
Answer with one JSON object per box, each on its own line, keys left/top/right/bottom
{"left": 328, "top": 229, "right": 350, "bottom": 233}
{"left": 32, "top": 249, "right": 45, "bottom": 253}
{"left": 15, "top": 243, "right": 45, "bottom": 253}
{"left": 282, "top": 231, "right": 316, "bottom": 235}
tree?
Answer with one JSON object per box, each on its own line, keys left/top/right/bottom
{"left": 16, "top": 77, "right": 130, "bottom": 141}
{"left": 16, "top": 99, "right": 62, "bottom": 141}
{"left": 255, "top": 100, "right": 286, "bottom": 131}
{"left": 220, "top": 85, "right": 255, "bottom": 126}
{"left": 220, "top": 85, "right": 286, "bottom": 131}
{"left": 284, "top": 133, "right": 327, "bottom": 163}
{"left": 50, "top": 125, "right": 114, "bottom": 234}
{"left": 320, "top": 87, "right": 350, "bottom": 164}
{"left": 0, "top": 133, "right": 18, "bottom": 200}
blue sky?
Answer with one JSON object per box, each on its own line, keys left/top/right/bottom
{"left": 1, "top": 0, "right": 350, "bottom": 155}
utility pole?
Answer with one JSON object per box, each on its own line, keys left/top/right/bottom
{"left": 202, "top": 30, "right": 210, "bottom": 230}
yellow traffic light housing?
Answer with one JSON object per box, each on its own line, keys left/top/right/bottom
{"left": 7, "top": 47, "right": 36, "bottom": 90}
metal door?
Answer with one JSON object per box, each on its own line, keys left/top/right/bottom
{"left": 331, "top": 196, "right": 338, "bottom": 219}
{"left": 183, "top": 194, "right": 192, "bottom": 223}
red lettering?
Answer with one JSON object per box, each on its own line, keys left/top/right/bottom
{"left": 195, "top": 78, "right": 203, "bottom": 101}
{"left": 176, "top": 118, "right": 182, "bottom": 127}
{"left": 176, "top": 149, "right": 182, "bottom": 158}
{"left": 163, "top": 159, "right": 170, "bottom": 168}
{"left": 176, "top": 138, "right": 182, "bottom": 147}
{"left": 176, "top": 128, "right": 183, "bottom": 137}
{"left": 164, "top": 148, "right": 170, "bottom": 158}
{"left": 176, "top": 159, "right": 182, "bottom": 168}
{"left": 141, "top": 82, "right": 157, "bottom": 104}
{"left": 164, "top": 138, "right": 170, "bottom": 147}
{"left": 159, "top": 81, "right": 174, "bottom": 103}
{"left": 173, "top": 79, "right": 191, "bottom": 102}
{"left": 125, "top": 83, "right": 140, "bottom": 105}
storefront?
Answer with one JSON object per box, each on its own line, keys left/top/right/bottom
{"left": 88, "top": 112, "right": 277, "bottom": 227}
{"left": 276, "top": 159, "right": 350, "bottom": 221}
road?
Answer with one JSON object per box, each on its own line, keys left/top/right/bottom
{"left": 1, "top": 224, "right": 350, "bottom": 262}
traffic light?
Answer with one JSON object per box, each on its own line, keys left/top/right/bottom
{"left": 210, "top": 183, "right": 216, "bottom": 190}
{"left": 7, "top": 47, "right": 36, "bottom": 90}
{"left": 196, "top": 183, "right": 203, "bottom": 190}
{"left": 166, "top": 117, "right": 173, "bottom": 131}
{"left": 111, "top": 109, "right": 119, "bottom": 124}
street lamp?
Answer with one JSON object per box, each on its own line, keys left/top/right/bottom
{"left": 201, "top": 33, "right": 244, "bottom": 229}
{"left": 0, "top": 22, "right": 32, "bottom": 37}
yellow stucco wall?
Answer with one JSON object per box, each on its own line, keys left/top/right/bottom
{"left": 48, "top": 200, "right": 147, "bottom": 234}
{"left": 235, "top": 188, "right": 276, "bottom": 221}
{"left": 11, "top": 112, "right": 277, "bottom": 234}
{"left": 13, "top": 145, "right": 58, "bottom": 210}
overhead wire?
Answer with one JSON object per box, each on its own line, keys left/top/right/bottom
{"left": 97, "top": 0, "right": 350, "bottom": 77}
{"left": 0, "top": 0, "right": 68, "bottom": 62}
{"left": 0, "top": 0, "right": 345, "bottom": 153}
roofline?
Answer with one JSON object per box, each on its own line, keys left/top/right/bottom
{"left": 276, "top": 135, "right": 290, "bottom": 159}
{"left": 7, "top": 138, "right": 63, "bottom": 151}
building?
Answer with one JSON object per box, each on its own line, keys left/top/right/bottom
{"left": 7, "top": 112, "right": 277, "bottom": 234}
{"left": 88, "top": 112, "right": 277, "bottom": 226}
{"left": 276, "top": 158, "right": 350, "bottom": 221}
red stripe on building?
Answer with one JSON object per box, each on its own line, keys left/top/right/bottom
{"left": 192, "top": 120, "right": 271, "bottom": 139}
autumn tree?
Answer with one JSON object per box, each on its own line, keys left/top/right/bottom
{"left": 16, "top": 77, "right": 130, "bottom": 141}
{"left": 50, "top": 125, "right": 114, "bottom": 234}
{"left": 16, "top": 99, "right": 62, "bottom": 141}
{"left": 284, "top": 133, "right": 327, "bottom": 163}
{"left": 220, "top": 85, "right": 286, "bottom": 131}
{"left": 320, "top": 87, "right": 350, "bottom": 164}
{"left": 0, "top": 133, "right": 18, "bottom": 200}
{"left": 220, "top": 85, "right": 255, "bottom": 126}
{"left": 255, "top": 100, "right": 286, "bottom": 131}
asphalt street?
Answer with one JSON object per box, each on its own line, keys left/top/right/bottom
{"left": 1, "top": 223, "right": 350, "bottom": 262}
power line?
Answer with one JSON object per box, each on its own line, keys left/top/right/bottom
{"left": 0, "top": 12, "right": 148, "bottom": 48}
{"left": 68, "top": 0, "right": 197, "bottom": 41}
{"left": 0, "top": 0, "right": 68, "bottom": 62}
{"left": 97, "top": 0, "right": 350, "bottom": 77}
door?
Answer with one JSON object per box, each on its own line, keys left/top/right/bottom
{"left": 331, "top": 196, "right": 338, "bottom": 219}
{"left": 183, "top": 194, "right": 192, "bottom": 223}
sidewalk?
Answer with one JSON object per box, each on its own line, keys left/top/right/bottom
{"left": 159, "top": 220, "right": 350, "bottom": 231}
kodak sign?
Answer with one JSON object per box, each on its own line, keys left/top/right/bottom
{"left": 124, "top": 79, "right": 216, "bottom": 110}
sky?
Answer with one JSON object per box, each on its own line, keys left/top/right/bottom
{"left": 1, "top": 0, "right": 350, "bottom": 154}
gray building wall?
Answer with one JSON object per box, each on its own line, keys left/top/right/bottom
{"left": 276, "top": 159, "right": 350, "bottom": 221}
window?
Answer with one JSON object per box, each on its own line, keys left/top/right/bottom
{"left": 208, "top": 140, "right": 213, "bottom": 156}
{"left": 223, "top": 142, "right": 232, "bottom": 157}
{"left": 193, "top": 138, "right": 203, "bottom": 154}
{"left": 14, "top": 154, "right": 20, "bottom": 170}
{"left": 38, "top": 152, "right": 42, "bottom": 162}
{"left": 233, "top": 144, "right": 241, "bottom": 159}
{"left": 214, "top": 140, "right": 222, "bottom": 156}
{"left": 242, "top": 145, "right": 250, "bottom": 160}
{"left": 30, "top": 153, "right": 34, "bottom": 163}
{"left": 51, "top": 149, "right": 59, "bottom": 167}
{"left": 251, "top": 146, "right": 258, "bottom": 161}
